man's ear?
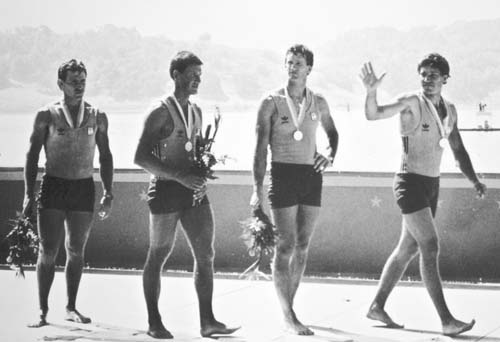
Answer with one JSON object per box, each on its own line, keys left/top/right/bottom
{"left": 172, "top": 70, "right": 179, "bottom": 81}
{"left": 57, "top": 79, "right": 64, "bottom": 91}
{"left": 443, "top": 75, "right": 449, "bottom": 84}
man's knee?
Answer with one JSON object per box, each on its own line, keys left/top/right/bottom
{"left": 147, "top": 243, "right": 173, "bottom": 262}
{"left": 395, "top": 240, "right": 419, "bottom": 260}
{"left": 38, "top": 245, "right": 59, "bottom": 264}
{"left": 193, "top": 245, "right": 215, "bottom": 268}
{"left": 418, "top": 236, "right": 439, "bottom": 258}
{"left": 275, "top": 238, "right": 294, "bottom": 259}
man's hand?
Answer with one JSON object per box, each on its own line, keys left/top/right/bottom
{"left": 193, "top": 184, "right": 208, "bottom": 203}
{"left": 97, "top": 194, "right": 113, "bottom": 220}
{"left": 22, "top": 196, "right": 35, "bottom": 218}
{"left": 250, "top": 186, "right": 264, "bottom": 210}
{"left": 177, "top": 172, "right": 206, "bottom": 191}
{"left": 474, "top": 181, "right": 487, "bottom": 199}
{"left": 360, "top": 62, "right": 386, "bottom": 93}
{"left": 314, "top": 152, "right": 332, "bottom": 173}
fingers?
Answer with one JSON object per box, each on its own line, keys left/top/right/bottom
{"left": 475, "top": 183, "right": 487, "bottom": 199}
{"left": 313, "top": 153, "right": 330, "bottom": 173}
{"left": 249, "top": 192, "right": 262, "bottom": 209}
{"left": 97, "top": 207, "right": 110, "bottom": 220}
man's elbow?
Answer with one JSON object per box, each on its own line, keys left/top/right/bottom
{"left": 134, "top": 151, "right": 147, "bottom": 169}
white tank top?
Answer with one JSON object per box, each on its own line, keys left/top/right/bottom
{"left": 44, "top": 101, "right": 97, "bottom": 179}
{"left": 399, "top": 94, "right": 456, "bottom": 177}
{"left": 269, "top": 88, "right": 322, "bottom": 165}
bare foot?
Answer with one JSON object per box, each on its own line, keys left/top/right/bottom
{"left": 65, "top": 309, "right": 91, "bottom": 324}
{"left": 147, "top": 327, "right": 174, "bottom": 339}
{"left": 284, "top": 312, "right": 314, "bottom": 336}
{"left": 27, "top": 313, "right": 48, "bottom": 328}
{"left": 366, "top": 303, "right": 404, "bottom": 329}
{"left": 200, "top": 320, "right": 240, "bottom": 337}
{"left": 443, "top": 318, "right": 475, "bottom": 336}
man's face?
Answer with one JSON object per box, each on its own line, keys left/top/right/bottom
{"left": 58, "top": 70, "right": 86, "bottom": 101}
{"left": 175, "top": 64, "right": 202, "bottom": 95}
{"left": 419, "top": 65, "right": 447, "bottom": 96}
{"left": 285, "top": 53, "right": 311, "bottom": 82}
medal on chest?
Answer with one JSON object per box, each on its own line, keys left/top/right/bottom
{"left": 285, "top": 87, "right": 307, "bottom": 142}
{"left": 172, "top": 96, "right": 195, "bottom": 152}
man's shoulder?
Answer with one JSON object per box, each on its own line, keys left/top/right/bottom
{"left": 38, "top": 100, "right": 61, "bottom": 113}
{"left": 146, "top": 100, "right": 170, "bottom": 116}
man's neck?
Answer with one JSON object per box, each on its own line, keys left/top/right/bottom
{"left": 174, "top": 89, "right": 190, "bottom": 106}
{"left": 286, "top": 80, "right": 307, "bottom": 101}
{"left": 424, "top": 92, "right": 442, "bottom": 106}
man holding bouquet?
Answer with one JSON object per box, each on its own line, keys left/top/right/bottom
{"left": 250, "top": 44, "right": 339, "bottom": 335}
{"left": 134, "top": 51, "right": 238, "bottom": 339}
{"left": 23, "top": 59, "right": 114, "bottom": 327}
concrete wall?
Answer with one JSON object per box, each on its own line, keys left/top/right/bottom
{"left": 1, "top": 168, "right": 499, "bottom": 281}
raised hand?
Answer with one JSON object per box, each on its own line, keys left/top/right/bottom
{"left": 360, "top": 62, "right": 386, "bottom": 93}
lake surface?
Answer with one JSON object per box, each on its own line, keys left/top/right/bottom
{"left": 1, "top": 106, "right": 499, "bottom": 173}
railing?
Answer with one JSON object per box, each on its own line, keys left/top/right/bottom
{"left": 1, "top": 168, "right": 499, "bottom": 281}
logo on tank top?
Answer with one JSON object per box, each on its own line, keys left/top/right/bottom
{"left": 422, "top": 123, "right": 430, "bottom": 132}
{"left": 280, "top": 115, "right": 289, "bottom": 124}
{"left": 176, "top": 129, "right": 184, "bottom": 137}
{"left": 57, "top": 128, "right": 66, "bottom": 135}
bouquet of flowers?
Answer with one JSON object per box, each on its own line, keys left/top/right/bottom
{"left": 239, "top": 206, "right": 277, "bottom": 280}
{"left": 192, "top": 106, "right": 228, "bottom": 205}
{"left": 4, "top": 212, "right": 39, "bottom": 278}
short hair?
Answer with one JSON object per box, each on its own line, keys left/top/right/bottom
{"left": 58, "top": 59, "right": 87, "bottom": 81}
{"left": 417, "top": 53, "right": 450, "bottom": 77}
{"left": 286, "top": 44, "right": 314, "bottom": 67}
{"left": 169, "top": 51, "right": 203, "bottom": 79}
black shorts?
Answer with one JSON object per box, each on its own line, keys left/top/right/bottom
{"left": 147, "top": 178, "right": 209, "bottom": 214}
{"left": 268, "top": 162, "right": 322, "bottom": 209}
{"left": 38, "top": 175, "right": 95, "bottom": 212}
{"left": 393, "top": 173, "right": 440, "bottom": 217}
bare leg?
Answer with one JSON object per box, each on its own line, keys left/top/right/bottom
{"left": 289, "top": 205, "right": 319, "bottom": 302}
{"left": 272, "top": 206, "right": 313, "bottom": 335}
{"left": 181, "top": 204, "right": 239, "bottom": 338}
{"left": 64, "top": 211, "right": 93, "bottom": 324}
{"left": 404, "top": 208, "right": 475, "bottom": 336}
{"left": 28, "top": 209, "right": 65, "bottom": 328}
{"left": 143, "top": 213, "right": 178, "bottom": 339}
{"left": 367, "top": 223, "right": 418, "bottom": 328}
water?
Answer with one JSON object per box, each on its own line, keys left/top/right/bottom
{"left": 1, "top": 107, "right": 499, "bottom": 173}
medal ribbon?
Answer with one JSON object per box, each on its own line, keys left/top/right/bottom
{"left": 284, "top": 87, "right": 307, "bottom": 132}
{"left": 422, "top": 94, "right": 450, "bottom": 139}
{"left": 172, "top": 95, "right": 193, "bottom": 142}
{"left": 61, "top": 98, "right": 84, "bottom": 128}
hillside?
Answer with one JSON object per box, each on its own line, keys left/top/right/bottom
{"left": 0, "top": 20, "right": 499, "bottom": 112}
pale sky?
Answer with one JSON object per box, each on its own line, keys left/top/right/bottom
{"left": 1, "top": 0, "right": 500, "bottom": 51}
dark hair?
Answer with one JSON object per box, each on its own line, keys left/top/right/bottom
{"left": 417, "top": 53, "right": 450, "bottom": 77}
{"left": 58, "top": 59, "right": 87, "bottom": 81}
{"left": 286, "top": 44, "right": 314, "bottom": 67}
{"left": 169, "top": 51, "right": 203, "bottom": 79}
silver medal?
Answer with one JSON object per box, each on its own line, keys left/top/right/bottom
{"left": 439, "top": 138, "right": 448, "bottom": 148}
{"left": 293, "top": 130, "right": 303, "bottom": 141}
{"left": 185, "top": 141, "right": 193, "bottom": 152}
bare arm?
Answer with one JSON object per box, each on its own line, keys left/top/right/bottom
{"left": 134, "top": 107, "right": 205, "bottom": 190}
{"left": 22, "top": 110, "right": 49, "bottom": 216}
{"left": 250, "top": 96, "right": 274, "bottom": 208}
{"left": 360, "top": 62, "right": 410, "bottom": 120}
{"left": 95, "top": 111, "right": 114, "bottom": 219}
{"left": 315, "top": 95, "right": 339, "bottom": 172}
{"left": 448, "top": 107, "right": 486, "bottom": 198}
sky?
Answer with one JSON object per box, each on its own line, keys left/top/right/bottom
{"left": 1, "top": 0, "right": 500, "bottom": 51}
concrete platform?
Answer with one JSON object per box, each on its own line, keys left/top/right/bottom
{"left": 1, "top": 269, "right": 500, "bottom": 342}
